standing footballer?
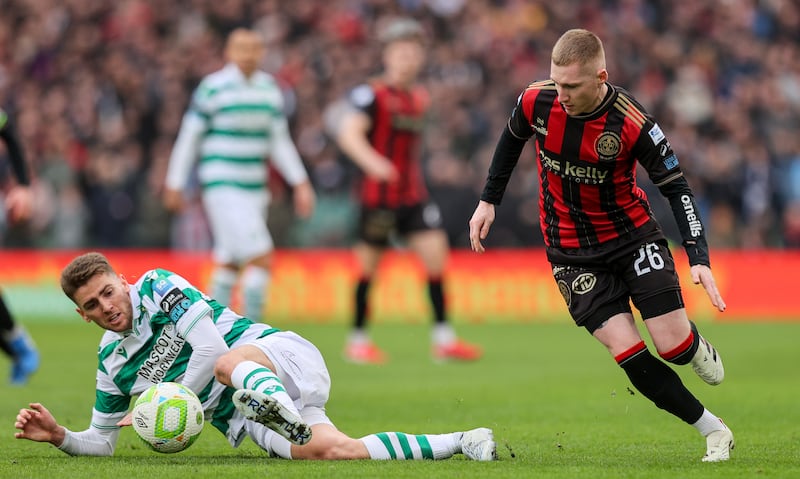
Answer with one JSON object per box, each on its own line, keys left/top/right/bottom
{"left": 469, "top": 29, "right": 733, "bottom": 462}
{"left": 333, "top": 19, "right": 481, "bottom": 364}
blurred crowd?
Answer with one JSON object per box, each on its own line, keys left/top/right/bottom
{"left": 0, "top": 0, "right": 798, "bottom": 250}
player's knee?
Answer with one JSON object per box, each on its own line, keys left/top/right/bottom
{"left": 213, "top": 352, "right": 237, "bottom": 384}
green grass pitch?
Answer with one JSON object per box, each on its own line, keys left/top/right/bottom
{"left": 2, "top": 319, "right": 799, "bottom": 479}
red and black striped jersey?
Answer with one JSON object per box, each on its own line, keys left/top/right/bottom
{"left": 507, "top": 81, "right": 684, "bottom": 249}
{"left": 347, "top": 79, "right": 430, "bottom": 208}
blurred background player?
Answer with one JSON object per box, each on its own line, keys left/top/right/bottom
{"left": 332, "top": 19, "right": 480, "bottom": 364}
{"left": 0, "top": 106, "right": 39, "bottom": 385}
{"left": 163, "top": 28, "right": 315, "bottom": 322}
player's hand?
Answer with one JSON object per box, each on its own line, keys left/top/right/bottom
{"left": 468, "top": 200, "right": 496, "bottom": 253}
{"left": 162, "top": 188, "right": 185, "bottom": 213}
{"left": 15, "top": 403, "right": 65, "bottom": 445}
{"left": 116, "top": 412, "right": 133, "bottom": 427}
{"left": 364, "top": 155, "right": 399, "bottom": 183}
{"left": 5, "top": 184, "right": 32, "bottom": 223}
{"left": 690, "top": 264, "right": 726, "bottom": 312}
{"left": 293, "top": 181, "right": 316, "bottom": 219}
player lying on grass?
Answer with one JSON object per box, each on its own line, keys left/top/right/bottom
{"left": 14, "top": 252, "right": 496, "bottom": 461}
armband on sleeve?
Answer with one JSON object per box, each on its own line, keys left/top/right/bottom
{"left": 657, "top": 176, "right": 710, "bottom": 266}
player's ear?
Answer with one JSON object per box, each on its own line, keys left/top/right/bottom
{"left": 597, "top": 68, "right": 608, "bottom": 83}
{"left": 75, "top": 308, "right": 90, "bottom": 323}
{"left": 119, "top": 274, "right": 130, "bottom": 292}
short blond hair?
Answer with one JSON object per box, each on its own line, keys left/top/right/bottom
{"left": 551, "top": 29, "right": 606, "bottom": 70}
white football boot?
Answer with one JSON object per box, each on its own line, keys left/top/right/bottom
{"left": 702, "top": 427, "right": 734, "bottom": 462}
{"left": 233, "top": 389, "right": 312, "bottom": 445}
{"left": 691, "top": 335, "right": 724, "bottom": 385}
{"left": 460, "top": 428, "right": 498, "bottom": 461}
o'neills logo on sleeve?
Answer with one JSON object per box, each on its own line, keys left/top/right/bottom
{"left": 137, "top": 324, "right": 185, "bottom": 383}
{"left": 680, "top": 195, "right": 703, "bottom": 237}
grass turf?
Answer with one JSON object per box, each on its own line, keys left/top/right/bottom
{"left": 2, "top": 319, "right": 799, "bottom": 479}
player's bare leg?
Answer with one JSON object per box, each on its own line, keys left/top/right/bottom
{"left": 408, "top": 230, "right": 481, "bottom": 361}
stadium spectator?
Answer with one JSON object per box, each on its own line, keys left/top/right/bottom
{"left": 329, "top": 18, "right": 481, "bottom": 364}
{"left": 14, "top": 251, "right": 497, "bottom": 461}
{"left": 162, "top": 27, "right": 315, "bottom": 321}
{"left": 469, "top": 28, "right": 734, "bottom": 462}
{"left": 0, "top": 0, "right": 797, "bottom": 249}
{"left": 0, "top": 106, "right": 40, "bottom": 384}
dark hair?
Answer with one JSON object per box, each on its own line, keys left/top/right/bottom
{"left": 60, "top": 252, "right": 116, "bottom": 301}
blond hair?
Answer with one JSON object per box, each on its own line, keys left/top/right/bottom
{"left": 551, "top": 29, "right": 606, "bottom": 70}
{"left": 60, "top": 252, "right": 116, "bottom": 302}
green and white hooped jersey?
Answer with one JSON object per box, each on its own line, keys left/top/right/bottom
{"left": 89, "top": 268, "right": 278, "bottom": 438}
{"left": 166, "top": 64, "right": 308, "bottom": 191}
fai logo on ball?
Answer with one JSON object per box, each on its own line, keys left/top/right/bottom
{"left": 595, "top": 132, "right": 621, "bottom": 161}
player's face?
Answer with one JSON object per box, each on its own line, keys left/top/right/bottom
{"left": 226, "top": 30, "right": 264, "bottom": 77}
{"left": 383, "top": 39, "right": 425, "bottom": 86}
{"left": 550, "top": 61, "right": 607, "bottom": 116}
{"left": 73, "top": 272, "right": 133, "bottom": 333}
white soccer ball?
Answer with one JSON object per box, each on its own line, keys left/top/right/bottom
{"left": 132, "top": 382, "right": 204, "bottom": 453}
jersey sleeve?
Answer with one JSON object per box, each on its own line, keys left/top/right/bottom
{"left": 266, "top": 91, "right": 309, "bottom": 186}
{"left": 507, "top": 89, "right": 536, "bottom": 140}
{"left": 137, "top": 269, "right": 228, "bottom": 394}
{"left": 347, "top": 83, "right": 377, "bottom": 115}
{"left": 164, "top": 83, "right": 213, "bottom": 190}
{"left": 632, "top": 117, "right": 710, "bottom": 266}
{"left": 480, "top": 89, "right": 534, "bottom": 204}
{"left": 139, "top": 269, "right": 214, "bottom": 338}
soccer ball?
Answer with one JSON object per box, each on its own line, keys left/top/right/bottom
{"left": 132, "top": 382, "right": 204, "bottom": 453}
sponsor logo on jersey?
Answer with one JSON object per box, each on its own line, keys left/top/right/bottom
{"left": 160, "top": 288, "right": 192, "bottom": 323}
{"left": 648, "top": 123, "right": 665, "bottom": 145}
{"left": 153, "top": 278, "right": 173, "bottom": 296}
{"left": 116, "top": 346, "right": 128, "bottom": 358}
{"left": 595, "top": 131, "right": 621, "bottom": 161}
{"left": 571, "top": 273, "right": 597, "bottom": 295}
{"left": 137, "top": 323, "right": 185, "bottom": 383}
{"left": 663, "top": 154, "right": 679, "bottom": 170}
{"left": 392, "top": 114, "right": 425, "bottom": 132}
{"left": 532, "top": 117, "right": 548, "bottom": 136}
{"left": 681, "top": 195, "right": 703, "bottom": 237}
{"left": 541, "top": 151, "right": 610, "bottom": 184}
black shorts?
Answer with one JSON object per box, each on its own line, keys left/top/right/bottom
{"left": 548, "top": 227, "right": 685, "bottom": 334}
{"left": 358, "top": 202, "right": 443, "bottom": 246}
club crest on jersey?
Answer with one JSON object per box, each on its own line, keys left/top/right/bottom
{"left": 595, "top": 131, "right": 621, "bottom": 161}
{"left": 557, "top": 280, "right": 571, "bottom": 307}
{"left": 571, "top": 273, "right": 597, "bottom": 295}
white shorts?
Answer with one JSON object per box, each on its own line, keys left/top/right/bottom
{"left": 202, "top": 186, "right": 273, "bottom": 264}
{"left": 228, "top": 331, "right": 335, "bottom": 454}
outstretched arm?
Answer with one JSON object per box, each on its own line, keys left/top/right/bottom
{"left": 15, "top": 403, "right": 120, "bottom": 456}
